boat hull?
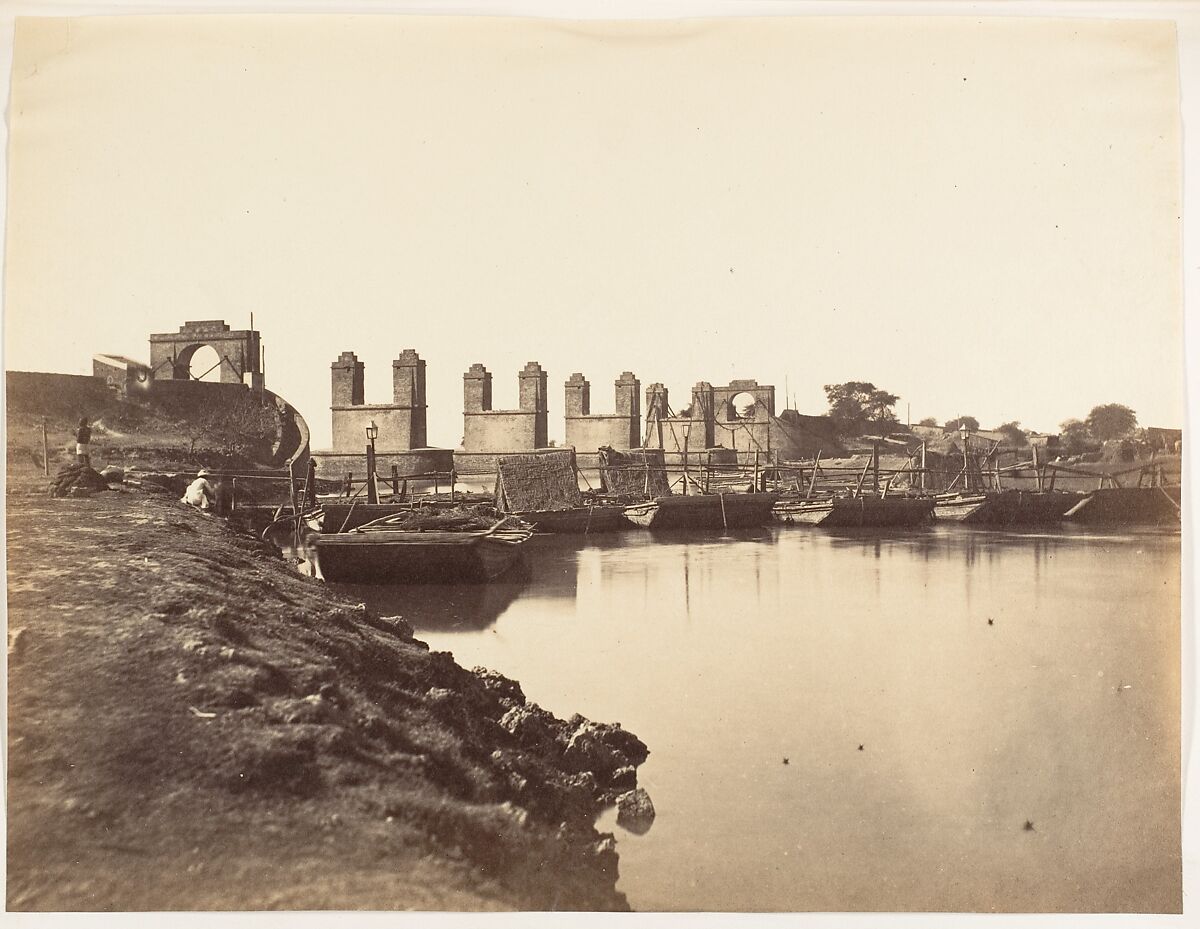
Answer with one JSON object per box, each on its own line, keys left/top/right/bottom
{"left": 623, "top": 493, "right": 778, "bottom": 530}
{"left": 512, "top": 505, "right": 629, "bottom": 534}
{"left": 1064, "top": 486, "right": 1181, "bottom": 525}
{"left": 774, "top": 496, "right": 935, "bottom": 528}
{"left": 315, "top": 529, "right": 529, "bottom": 583}
{"left": 934, "top": 490, "right": 1081, "bottom": 525}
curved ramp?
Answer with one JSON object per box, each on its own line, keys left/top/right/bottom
{"left": 262, "top": 386, "right": 311, "bottom": 471}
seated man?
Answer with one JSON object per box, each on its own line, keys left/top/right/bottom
{"left": 181, "top": 469, "right": 216, "bottom": 510}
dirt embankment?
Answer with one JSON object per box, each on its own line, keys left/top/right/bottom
{"left": 6, "top": 372, "right": 291, "bottom": 475}
{"left": 5, "top": 475, "right": 648, "bottom": 911}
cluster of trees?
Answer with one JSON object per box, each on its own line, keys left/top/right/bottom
{"left": 825, "top": 381, "right": 1139, "bottom": 455}
{"left": 822, "top": 382, "right": 900, "bottom": 435}
{"left": 1058, "top": 404, "right": 1138, "bottom": 455}
{"left": 921, "top": 404, "right": 1137, "bottom": 453}
{"left": 178, "top": 392, "right": 282, "bottom": 459}
{"left": 925, "top": 416, "right": 1028, "bottom": 446}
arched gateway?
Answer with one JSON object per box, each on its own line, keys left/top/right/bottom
{"left": 149, "top": 320, "right": 263, "bottom": 387}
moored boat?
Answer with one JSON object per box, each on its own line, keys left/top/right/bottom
{"left": 623, "top": 492, "right": 778, "bottom": 530}
{"left": 934, "top": 489, "right": 1082, "bottom": 525}
{"left": 1063, "top": 486, "right": 1181, "bottom": 525}
{"left": 319, "top": 493, "right": 494, "bottom": 533}
{"left": 315, "top": 509, "right": 533, "bottom": 583}
{"left": 513, "top": 504, "right": 629, "bottom": 533}
{"left": 494, "top": 449, "right": 630, "bottom": 533}
{"left": 321, "top": 502, "right": 420, "bottom": 533}
{"left": 773, "top": 494, "right": 934, "bottom": 528}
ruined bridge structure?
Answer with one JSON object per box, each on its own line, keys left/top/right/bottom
{"left": 149, "top": 320, "right": 264, "bottom": 388}
{"left": 317, "top": 349, "right": 840, "bottom": 480}
{"left": 6, "top": 319, "right": 310, "bottom": 474}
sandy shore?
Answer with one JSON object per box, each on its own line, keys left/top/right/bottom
{"left": 5, "top": 472, "right": 648, "bottom": 911}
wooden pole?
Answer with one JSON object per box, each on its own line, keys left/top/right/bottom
{"left": 287, "top": 459, "right": 300, "bottom": 515}
{"left": 681, "top": 424, "right": 690, "bottom": 496}
{"left": 392, "top": 465, "right": 400, "bottom": 496}
{"left": 871, "top": 441, "right": 879, "bottom": 494}
{"left": 287, "top": 459, "right": 301, "bottom": 549}
{"left": 41, "top": 418, "right": 49, "bottom": 475}
{"left": 1032, "top": 444, "right": 1042, "bottom": 491}
{"left": 962, "top": 433, "right": 970, "bottom": 492}
{"left": 920, "top": 442, "right": 926, "bottom": 492}
{"left": 853, "top": 459, "right": 870, "bottom": 498}
{"left": 752, "top": 450, "right": 760, "bottom": 494}
{"left": 366, "top": 443, "right": 378, "bottom": 505}
{"left": 303, "top": 457, "right": 317, "bottom": 511}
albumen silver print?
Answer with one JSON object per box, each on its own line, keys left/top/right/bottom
{"left": 3, "top": 5, "right": 1189, "bottom": 918}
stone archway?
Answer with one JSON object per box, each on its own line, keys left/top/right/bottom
{"left": 149, "top": 320, "right": 262, "bottom": 385}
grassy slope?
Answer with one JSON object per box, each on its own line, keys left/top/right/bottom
{"left": 6, "top": 376, "right": 275, "bottom": 474}
{"left": 5, "top": 474, "right": 643, "bottom": 911}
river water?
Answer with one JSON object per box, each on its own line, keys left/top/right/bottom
{"left": 336, "top": 524, "right": 1181, "bottom": 913}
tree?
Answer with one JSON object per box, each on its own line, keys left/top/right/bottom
{"left": 944, "top": 415, "right": 980, "bottom": 433}
{"left": 917, "top": 417, "right": 939, "bottom": 427}
{"left": 995, "top": 421, "right": 1028, "bottom": 446}
{"left": 1059, "top": 418, "right": 1092, "bottom": 456}
{"left": 1085, "top": 403, "right": 1137, "bottom": 442}
{"left": 822, "top": 382, "right": 900, "bottom": 436}
{"left": 182, "top": 393, "right": 281, "bottom": 461}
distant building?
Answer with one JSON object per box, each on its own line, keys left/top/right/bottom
{"left": 910, "top": 424, "right": 943, "bottom": 442}
{"left": 1144, "top": 427, "right": 1182, "bottom": 454}
{"left": 92, "top": 354, "right": 152, "bottom": 395}
{"left": 642, "top": 378, "right": 844, "bottom": 464}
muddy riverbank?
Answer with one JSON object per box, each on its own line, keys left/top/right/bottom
{"left": 5, "top": 473, "right": 647, "bottom": 911}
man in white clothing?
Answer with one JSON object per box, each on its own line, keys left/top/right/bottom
{"left": 181, "top": 469, "right": 216, "bottom": 510}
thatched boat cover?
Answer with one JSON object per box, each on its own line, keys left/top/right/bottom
{"left": 495, "top": 449, "right": 583, "bottom": 513}
{"left": 598, "top": 447, "right": 672, "bottom": 498}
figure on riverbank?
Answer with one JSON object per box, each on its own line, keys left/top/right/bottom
{"left": 74, "top": 418, "right": 92, "bottom": 466}
{"left": 181, "top": 469, "right": 216, "bottom": 510}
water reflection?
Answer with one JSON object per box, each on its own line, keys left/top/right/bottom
{"left": 396, "top": 524, "right": 1181, "bottom": 912}
{"left": 330, "top": 574, "right": 530, "bottom": 632}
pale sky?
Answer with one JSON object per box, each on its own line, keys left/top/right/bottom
{"left": 5, "top": 14, "right": 1183, "bottom": 450}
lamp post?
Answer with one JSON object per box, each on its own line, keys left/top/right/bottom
{"left": 366, "top": 420, "right": 379, "bottom": 505}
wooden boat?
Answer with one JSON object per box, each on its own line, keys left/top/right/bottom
{"left": 315, "top": 513, "right": 533, "bottom": 584}
{"left": 1063, "top": 486, "right": 1181, "bottom": 525}
{"left": 933, "top": 489, "right": 1082, "bottom": 525}
{"left": 513, "top": 503, "right": 629, "bottom": 534}
{"left": 494, "top": 449, "right": 630, "bottom": 533}
{"left": 320, "top": 502, "right": 417, "bottom": 532}
{"left": 773, "top": 494, "right": 934, "bottom": 528}
{"left": 623, "top": 492, "right": 778, "bottom": 530}
{"left": 318, "top": 492, "right": 495, "bottom": 533}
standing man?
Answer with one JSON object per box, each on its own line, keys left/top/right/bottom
{"left": 75, "top": 418, "right": 92, "bottom": 467}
